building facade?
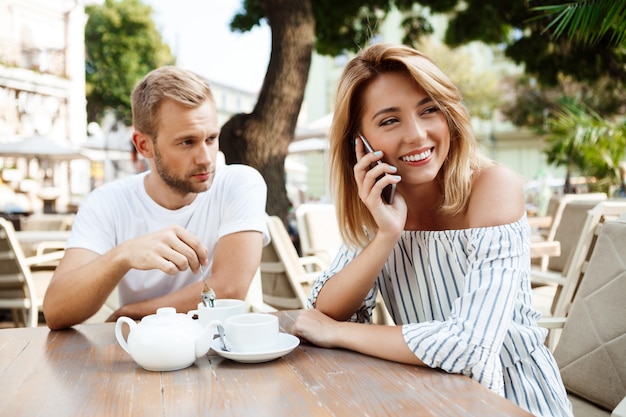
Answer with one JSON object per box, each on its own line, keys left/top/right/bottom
{"left": 0, "top": 0, "right": 98, "bottom": 214}
{"left": 0, "top": 0, "right": 260, "bottom": 213}
{"left": 0, "top": 0, "right": 92, "bottom": 144}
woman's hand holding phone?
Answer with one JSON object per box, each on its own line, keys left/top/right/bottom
{"left": 354, "top": 134, "right": 406, "bottom": 241}
{"left": 358, "top": 133, "right": 397, "bottom": 204}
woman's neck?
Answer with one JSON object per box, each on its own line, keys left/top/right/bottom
{"left": 401, "top": 182, "right": 443, "bottom": 230}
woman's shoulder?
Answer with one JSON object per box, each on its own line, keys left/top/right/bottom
{"left": 473, "top": 164, "right": 523, "bottom": 186}
{"left": 466, "top": 165, "right": 525, "bottom": 228}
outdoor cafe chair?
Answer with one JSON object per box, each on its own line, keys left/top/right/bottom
{"left": 532, "top": 199, "right": 604, "bottom": 281}
{"left": 295, "top": 203, "right": 342, "bottom": 269}
{"left": 0, "top": 217, "right": 64, "bottom": 327}
{"left": 18, "top": 213, "right": 74, "bottom": 257}
{"left": 531, "top": 200, "right": 626, "bottom": 319}
{"left": 539, "top": 213, "right": 626, "bottom": 417}
{"left": 267, "top": 214, "right": 394, "bottom": 324}
{"left": 532, "top": 192, "right": 607, "bottom": 271}
{"left": 259, "top": 215, "right": 327, "bottom": 310}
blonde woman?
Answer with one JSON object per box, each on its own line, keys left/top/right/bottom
{"left": 292, "top": 44, "right": 572, "bottom": 417}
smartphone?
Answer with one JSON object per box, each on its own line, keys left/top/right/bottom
{"left": 358, "top": 133, "right": 396, "bottom": 204}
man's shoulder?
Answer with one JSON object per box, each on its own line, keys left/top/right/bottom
{"left": 217, "top": 163, "right": 261, "bottom": 176}
{"left": 208, "top": 164, "right": 267, "bottom": 206}
{"left": 215, "top": 164, "right": 265, "bottom": 184}
{"left": 87, "top": 172, "right": 146, "bottom": 199}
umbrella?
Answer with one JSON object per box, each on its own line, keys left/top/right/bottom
{"left": 0, "top": 136, "right": 89, "bottom": 212}
{"left": 0, "top": 135, "right": 89, "bottom": 161}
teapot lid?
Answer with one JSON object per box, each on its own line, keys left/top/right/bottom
{"left": 141, "top": 307, "right": 193, "bottom": 326}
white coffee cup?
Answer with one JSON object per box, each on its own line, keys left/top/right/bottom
{"left": 224, "top": 313, "right": 279, "bottom": 352}
{"left": 187, "top": 299, "right": 246, "bottom": 330}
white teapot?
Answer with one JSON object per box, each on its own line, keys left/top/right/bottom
{"left": 115, "top": 307, "right": 218, "bottom": 371}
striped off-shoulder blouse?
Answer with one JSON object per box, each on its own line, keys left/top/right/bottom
{"left": 308, "top": 215, "right": 573, "bottom": 417}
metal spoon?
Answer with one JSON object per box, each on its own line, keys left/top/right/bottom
{"left": 217, "top": 324, "right": 230, "bottom": 351}
{"left": 199, "top": 265, "right": 215, "bottom": 308}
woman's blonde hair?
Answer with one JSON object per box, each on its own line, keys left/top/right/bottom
{"left": 131, "top": 66, "right": 214, "bottom": 139}
{"left": 329, "top": 43, "right": 494, "bottom": 249}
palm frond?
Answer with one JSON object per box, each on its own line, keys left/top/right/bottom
{"left": 532, "top": 0, "right": 626, "bottom": 46}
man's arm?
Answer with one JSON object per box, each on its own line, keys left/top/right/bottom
{"left": 106, "top": 230, "right": 264, "bottom": 322}
{"left": 43, "top": 247, "right": 129, "bottom": 330}
{"left": 43, "top": 225, "right": 208, "bottom": 330}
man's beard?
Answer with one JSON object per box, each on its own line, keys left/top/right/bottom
{"left": 153, "top": 146, "right": 211, "bottom": 195}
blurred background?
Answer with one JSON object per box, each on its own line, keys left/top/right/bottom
{"left": 1, "top": 0, "right": 624, "bottom": 228}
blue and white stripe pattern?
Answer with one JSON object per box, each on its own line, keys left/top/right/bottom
{"left": 309, "top": 215, "right": 573, "bottom": 417}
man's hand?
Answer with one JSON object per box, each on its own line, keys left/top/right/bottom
{"left": 120, "top": 224, "right": 209, "bottom": 274}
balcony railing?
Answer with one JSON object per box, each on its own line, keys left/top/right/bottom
{"left": 0, "top": 41, "right": 66, "bottom": 77}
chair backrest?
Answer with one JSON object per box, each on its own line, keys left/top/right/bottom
{"left": 19, "top": 214, "right": 73, "bottom": 257}
{"left": 546, "top": 200, "right": 604, "bottom": 273}
{"left": 536, "top": 193, "right": 607, "bottom": 272}
{"left": 0, "top": 218, "right": 38, "bottom": 327}
{"left": 552, "top": 214, "right": 626, "bottom": 411}
{"left": 295, "top": 203, "right": 341, "bottom": 267}
{"left": 259, "top": 216, "right": 313, "bottom": 310}
{"left": 20, "top": 214, "right": 75, "bottom": 231}
{"left": 545, "top": 193, "right": 607, "bottom": 243}
{"left": 551, "top": 200, "right": 626, "bottom": 317}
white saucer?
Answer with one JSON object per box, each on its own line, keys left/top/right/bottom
{"left": 211, "top": 332, "right": 300, "bottom": 363}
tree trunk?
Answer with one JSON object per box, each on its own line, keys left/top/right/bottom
{"left": 219, "top": 0, "right": 315, "bottom": 222}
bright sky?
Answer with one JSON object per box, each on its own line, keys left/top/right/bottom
{"left": 143, "top": 0, "right": 271, "bottom": 92}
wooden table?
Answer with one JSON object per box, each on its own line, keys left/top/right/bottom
{"left": 0, "top": 310, "right": 533, "bottom": 416}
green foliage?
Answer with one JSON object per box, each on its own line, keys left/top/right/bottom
{"left": 461, "top": 0, "right": 626, "bottom": 131}
{"left": 440, "top": 0, "right": 626, "bottom": 87}
{"left": 417, "top": 40, "right": 502, "bottom": 119}
{"left": 232, "top": 1, "right": 625, "bottom": 115}
{"left": 231, "top": 0, "right": 503, "bottom": 118}
{"left": 524, "top": 0, "right": 626, "bottom": 195}
{"left": 228, "top": 0, "right": 626, "bottom": 198}
{"left": 502, "top": 74, "right": 626, "bottom": 130}
{"left": 532, "top": 0, "right": 626, "bottom": 47}
{"left": 231, "top": 0, "right": 458, "bottom": 57}
{"left": 85, "top": 0, "right": 174, "bottom": 125}
{"left": 544, "top": 100, "right": 626, "bottom": 193}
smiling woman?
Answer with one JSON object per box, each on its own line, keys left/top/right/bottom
{"left": 290, "top": 43, "right": 574, "bottom": 417}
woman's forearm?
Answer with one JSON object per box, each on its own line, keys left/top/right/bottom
{"left": 315, "top": 230, "right": 399, "bottom": 320}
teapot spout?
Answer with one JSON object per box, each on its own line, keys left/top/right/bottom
{"left": 195, "top": 320, "right": 220, "bottom": 358}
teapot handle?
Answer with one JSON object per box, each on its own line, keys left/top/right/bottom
{"left": 115, "top": 316, "right": 137, "bottom": 354}
{"left": 195, "top": 319, "right": 221, "bottom": 358}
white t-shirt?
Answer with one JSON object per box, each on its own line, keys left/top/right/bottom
{"left": 67, "top": 164, "right": 270, "bottom": 305}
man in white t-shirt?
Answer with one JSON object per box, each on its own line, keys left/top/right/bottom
{"left": 43, "top": 67, "right": 269, "bottom": 330}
